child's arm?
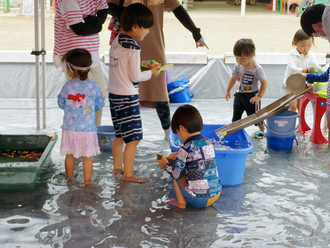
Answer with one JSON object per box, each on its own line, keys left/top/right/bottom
{"left": 303, "top": 69, "right": 330, "bottom": 82}
{"left": 225, "top": 75, "right": 236, "bottom": 101}
{"left": 129, "top": 53, "right": 153, "bottom": 82}
{"left": 156, "top": 149, "right": 186, "bottom": 179}
{"left": 57, "top": 93, "right": 65, "bottom": 110}
{"left": 302, "top": 54, "right": 321, "bottom": 73}
{"left": 168, "top": 152, "right": 177, "bottom": 160}
{"left": 156, "top": 154, "right": 170, "bottom": 170}
{"left": 93, "top": 81, "right": 105, "bottom": 112}
{"left": 57, "top": 83, "right": 68, "bottom": 110}
{"left": 250, "top": 79, "right": 268, "bottom": 104}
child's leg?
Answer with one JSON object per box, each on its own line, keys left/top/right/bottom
{"left": 285, "top": 88, "right": 297, "bottom": 111}
{"left": 324, "top": 114, "right": 328, "bottom": 130}
{"left": 121, "top": 140, "right": 149, "bottom": 183}
{"left": 169, "top": 178, "right": 186, "bottom": 209}
{"left": 65, "top": 154, "right": 75, "bottom": 179}
{"left": 297, "top": 98, "right": 300, "bottom": 113}
{"left": 123, "top": 140, "right": 139, "bottom": 178}
{"left": 111, "top": 137, "right": 124, "bottom": 174}
{"left": 289, "top": 100, "right": 298, "bottom": 111}
{"left": 232, "top": 94, "right": 245, "bottom": 123}
{"left": 155, "top": 102, "right": 171, "bottom": 139}
{"left": 258, "top": 123, "right": 265, "bottom": 132}
{"left": 82, "top": 156, "right": 93, "bottom": 185}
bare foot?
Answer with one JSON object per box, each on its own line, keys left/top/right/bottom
{"left": 111, "top": 169, "right": 124, "bottom": 175}
{"left": 121, "top": 176, "right": 149, "bottom": 183}
{"left": 167, "top": 199, "right": 186, "bottom": 209}
{"left": 84, "top": 179, "right": 93, "bottom": 185}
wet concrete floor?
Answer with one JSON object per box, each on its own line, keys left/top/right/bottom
{"left": 1, "top": 98, "right": 330, "bottom": 247}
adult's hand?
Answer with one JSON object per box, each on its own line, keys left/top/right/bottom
{"left": 196, "top": 37, "right": 209, "bottom": 49}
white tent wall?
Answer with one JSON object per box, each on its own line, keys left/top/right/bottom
{"left": 2, "top": 54, "right": 323, "bottom": 100}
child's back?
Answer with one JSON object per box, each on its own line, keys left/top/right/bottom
{"left": 156, "top": 105, "right": 222, "bottom": 209}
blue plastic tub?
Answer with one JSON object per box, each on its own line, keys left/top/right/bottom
{"left": 265, "top": 110, "right": 300, "bottom": 137}
{"left": 169, "top": 88, "right": 194, "bottom": 103}
{"left": 266, "top": 134, "right": 298, "bottom": 150}
{"left": 168, "top": 124, "right": 254, "bottom": 186}
{"left": 97, "top": 126, "right": 115, "bottom": 150}
{"left": 167, "top": 78, "right": 194, "bottom": 103}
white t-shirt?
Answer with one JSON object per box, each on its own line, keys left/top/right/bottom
{"left": 283, "top": 49, "right": 319, "bottom": 85}
{"left": 108, "top": 33, "right": 152, "bottom": 96}
{"left": 53, "top": 0, "right": 108, "bottom": 69}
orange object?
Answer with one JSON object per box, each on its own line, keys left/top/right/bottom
{"left": 298, "top": 92, "right": 328, "bottom": 144}
{"left": 25, "top": 152, "right": 42, "bottom": 159}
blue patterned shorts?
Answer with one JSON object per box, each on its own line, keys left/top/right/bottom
{"left": 175, "top": 179, "right": 221, "bottom": 208}
{"left": 109, "top": 93, "right": 143, "bottom": 143}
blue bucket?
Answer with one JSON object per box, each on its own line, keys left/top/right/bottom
{"left": 167, "top": 78, "right": 194, "bottom": 103}
{"left": 97, "top": 126, "right": 115, "bottom": 150}
{"left": 169, "top": 88, "right": 194, "bottom": 103}
{"left": 266, "top": 134, "right": 298, "bottom": 150}
{"left": 265, "top": 110, "right": 300, "bottom": 137}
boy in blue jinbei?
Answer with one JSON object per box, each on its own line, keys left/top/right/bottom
{"left": 156, "top": 104, "right": 222, "bottom": 209}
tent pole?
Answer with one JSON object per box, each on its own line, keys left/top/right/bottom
{"left": 41, "top": 0, "right": 46, "bottom": 128}
{"left": 241, "top": 0, "right": 246, "bottom": 16}
{"left": 34, "top": 0, "right": 40, "bottom": 130}
{"left": 46, "top": 0, "right": 50, "bottom": 11}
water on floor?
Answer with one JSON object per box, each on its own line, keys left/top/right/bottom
{"left": 1, "top": 98, "right": 330, "bottom": 247}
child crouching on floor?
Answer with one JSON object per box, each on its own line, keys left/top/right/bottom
{"left": 156, "top": 105, "right": 222, "bottom": 209}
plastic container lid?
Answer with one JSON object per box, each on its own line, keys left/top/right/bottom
{"left": 314, "top": 82, "right": 327, "bottom": 86}
{"left": 317, "top": 90, "right": 327, "bottom": 99}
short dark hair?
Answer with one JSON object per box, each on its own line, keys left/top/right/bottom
{"left": 233, "top": 38, "right": 256, "bottom": 57}
{"left": 171, "top": 105, "right": 203, "bottom": 134}
{"left": 301, "top": 4, "right": 325, "bottom": 36}
{"left": 120, "top": 3, "right": 154, "bottom": 32}
{"left": 62, "top": 49, "right": 92, "bottom": 81}
{"left": 292, "top": 29, "right": 314, "bottom": 46}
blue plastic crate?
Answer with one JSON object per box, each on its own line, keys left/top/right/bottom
{"left": 168, "top": 124, "right": 254, "bottom": 186}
